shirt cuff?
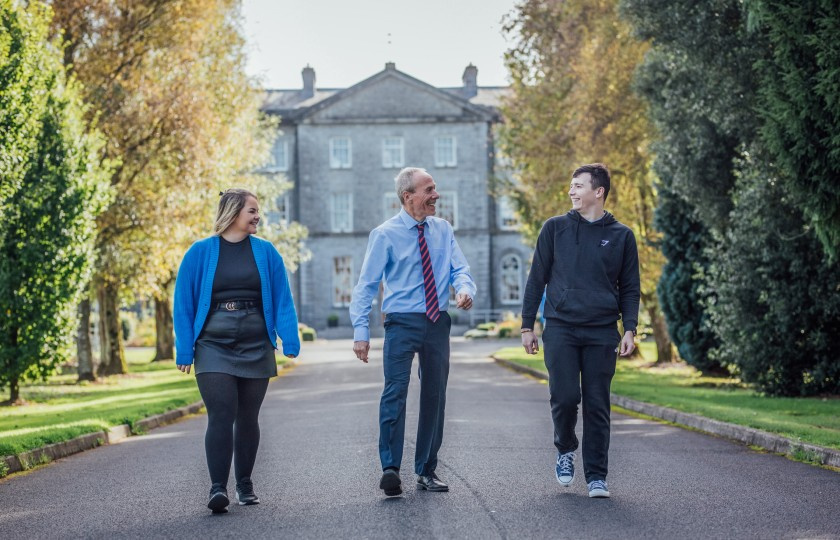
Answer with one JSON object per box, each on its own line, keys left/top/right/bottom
{"left": 353, "top": 326, "right": 370, "bottom": 342}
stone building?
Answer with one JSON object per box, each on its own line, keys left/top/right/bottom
{"left": 261, "top": 63, "right": 529, "bottom": 336}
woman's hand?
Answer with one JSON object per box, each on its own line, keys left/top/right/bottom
{"left": 177, "top": 364, "right": 191, "bottom": 374}
{"left": 285, "top": 354, "right": 296, "bottom": 359}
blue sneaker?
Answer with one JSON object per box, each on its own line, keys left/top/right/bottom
{"left": 555, "top": 451, "right": 575, "bottom": 486}
{"left": 588, "top": 479, "right": 610, "bottom": 498}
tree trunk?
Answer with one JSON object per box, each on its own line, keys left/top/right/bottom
{"left": 647, "top": 303, "right": 673, "bottom": 364}
{"left": 97, "top": 282, "right": 126, "bottom": 376}
{"left": 153, "top": 293, "right": 174, "bottom": 361}
{"left": 9, "top": 375, "right": 19, "bottom": 404}
{"left": 77, "top": 298, "right": 96, "bottom": 382}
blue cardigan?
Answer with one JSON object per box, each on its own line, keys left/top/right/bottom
{"left": 173, "top": 235, "right": 301, "bottom": 365}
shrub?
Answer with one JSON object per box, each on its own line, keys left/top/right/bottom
{"left": 476, "top": 322, "right": 497, "bottom": 332}
{"left": 708, "top": 160, "right": 840, "bottom": 396}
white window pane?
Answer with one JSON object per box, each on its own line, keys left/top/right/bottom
{"left": 382, "top": 137, "right": 404, "bottom": 168}
{"left": 277, "top": 194, "right": 290, "bottom": 226}
{"left": 434, "top": 136, "right": 457, "bottom": 167}
{"left": 501, "top": 254, "right": 523, "bottom": 304}
{"left": 498, "top": 196, "right": 519, "bottom": 230}
{"left": 330, "top": 193, "right": 353, "bottom": 232}
{"left": 332, "top": 256, "right": 353, "bottom": 307}
{"left": 330, "top": 138, "right": 352, "bottom": 169}
{"left": 436, "top": 191, "right": 458, "bottom": 229}
{"left": 382, "top": 193, "right": 402, "bottom": 221}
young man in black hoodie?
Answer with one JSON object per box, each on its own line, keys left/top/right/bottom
{"left": 520, "top": 163, "right": 640, "bottom": 499}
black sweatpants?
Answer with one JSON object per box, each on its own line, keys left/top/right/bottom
{"left": 542, "top": 324, "right": 619, "bottom": 483}
{"left": 196, "top": 373, "right": 269, "bottom": 488}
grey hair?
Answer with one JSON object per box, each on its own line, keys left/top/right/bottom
{"left": 214, "top": 188, "right": 257, "bottom": 234}
{"left": 394, "top": 167, "right": 427, "bottom": 205}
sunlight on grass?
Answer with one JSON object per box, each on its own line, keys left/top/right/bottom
{"left": 494, "top": 343, "right": 840, "bottom": 450}
{"left": 0, "top": 348, "right": 294, "bottom": 459}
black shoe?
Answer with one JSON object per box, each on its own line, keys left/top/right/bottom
{"left": 208, "top": 483, "right": 229, "bottom": 513}
{"left": 236, "top": 477, "right": 260, "bottom": 505}
{"left": 379, "top": 468, "right": 402, "bottom": 496}
{"left": 416, "top": 473, "right": 449, "bottom": 492}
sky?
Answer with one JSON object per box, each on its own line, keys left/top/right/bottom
{"left": 239, "top": 0, "right": 520, "bottom": 90}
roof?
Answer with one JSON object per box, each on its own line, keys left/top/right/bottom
{"left": 261, "top": 67, "right": 510, "bottom": 122}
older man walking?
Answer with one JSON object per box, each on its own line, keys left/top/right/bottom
{"left": 350, "top": 167, "right": 476, "bottom": 497}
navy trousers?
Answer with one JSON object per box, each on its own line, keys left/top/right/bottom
{"left": 379, "top": 311, "right": 451, "bottom": 476}
{"left": 542, "top": 324, "right": 620, "bottom": 483}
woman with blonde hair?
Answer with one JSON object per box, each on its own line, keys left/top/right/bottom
{"left": 174, "top": 188, "right": 300, "bottom": 513}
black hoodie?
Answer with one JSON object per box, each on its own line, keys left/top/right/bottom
{"left": 521, "top": 210, "right": 640, "bottom": 332}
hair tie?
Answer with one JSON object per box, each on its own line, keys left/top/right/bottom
{"left": 219, "top": 191, "right": 225, "bottom": 196}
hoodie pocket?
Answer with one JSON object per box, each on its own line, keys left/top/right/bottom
{"left": 556, "top": 289, "right": 619, "bottom": 323}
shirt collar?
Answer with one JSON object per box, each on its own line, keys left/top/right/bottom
{"left": 398, "top": 208, "right": 425, "bottom": 229}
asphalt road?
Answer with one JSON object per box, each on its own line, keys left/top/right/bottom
{"left": 1, "top": 338, "right": 838, "bottom": 540}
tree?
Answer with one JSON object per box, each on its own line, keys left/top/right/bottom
{"left": 500, "top": 0, "right": 673, "bottom": 361}
{"left": 0, "top": 0, "right": 52, "bottom": 215}
{"left": 49, "top": 0, "right": 307, "bottom": 372}
{"left": 745, "top": 0, "right": 840, "bottom": 258}
{"left": 621, "top": 0, "right": 764, "bottom": 231}
{"left": 654, "top": 184, "right": 722, "bottom": 373}
{"left": 708, "top": 152, "right": 840, "bottom": 395}
{"left": 0, "top": 1, "right": 112, "bottom": 403}
{"left": 622, "top": 0, "right": 765, "bottom": 369}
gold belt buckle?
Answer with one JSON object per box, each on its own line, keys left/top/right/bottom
{"left": 225, "top": 301, "right": 236, "bottom": 311}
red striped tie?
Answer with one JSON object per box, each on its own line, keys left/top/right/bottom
{"left": 417, "top": 223, "right": 440, "bottom": 322}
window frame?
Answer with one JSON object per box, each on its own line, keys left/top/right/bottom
{"left": 330, "top": 192, "right": 353, "bottom": 233}
{"left": 329, "top": 137, "right": 352, "bottom": 169}
{"left": 331, "top": 256, "right": 354, "bottom": 308}
{"left": 500, "top": 253, "right": 523, "bottom": 305}
{"left": 434, "top": 135, "right": 457, "bottom": 168}
{"left": 435, "top": 190, "right": 458, "bottom": 230}
{"left": 381, "top": 137, "right": 405, "bottom": 168}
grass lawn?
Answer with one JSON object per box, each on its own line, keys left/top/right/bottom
{"left": 494, "top": 342, "right": 840, "bottom": 451}
{"left": 0, "top": 348, "right": 291, "bottom": 459}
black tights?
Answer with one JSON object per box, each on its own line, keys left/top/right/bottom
{"left": 196, "top": 373, "right": 269, "bottom": 487}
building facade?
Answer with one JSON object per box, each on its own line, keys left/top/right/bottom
{"left": 262, "top": 63, "right": 529, "bottom": 336}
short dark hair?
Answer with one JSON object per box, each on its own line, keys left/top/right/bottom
{"left": 573, "top": 163, "right": 611, "bottom": 201}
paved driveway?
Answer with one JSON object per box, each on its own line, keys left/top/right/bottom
{"left": 1, "top": 338, "right": 838, "bottom": 539}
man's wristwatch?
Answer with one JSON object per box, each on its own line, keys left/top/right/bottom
{"left": 520, "top": 328, "right": 533, "bottom": 334}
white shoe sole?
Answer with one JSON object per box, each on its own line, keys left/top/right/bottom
{"left": 557, "top": 475, "right": 574, "bottom": 487}
{"left": 588, "top": 489, "right": 610, "bottom": 498}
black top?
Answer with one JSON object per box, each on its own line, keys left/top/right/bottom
{"left": 212, "top": 236, "right": 261, "bottom": 303}
{"left": 521, "top": 210, "right": 640, "bottom": 332}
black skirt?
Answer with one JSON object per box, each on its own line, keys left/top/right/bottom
{"left": 194, "top": 306, "right": 276, "bottom": 378}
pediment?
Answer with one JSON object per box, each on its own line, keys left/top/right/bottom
{"left": 302, "top": 70, "right": 490, "bottom": 123}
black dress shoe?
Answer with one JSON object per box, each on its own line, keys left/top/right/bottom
{"left": 379, "top": 468, "right": 402, "bottom": 496}
{"left": 416, "top": 473, "right": 449, "bottom": 492}
{"left": 208, "top": 483, "right": 229, "bottom": 513}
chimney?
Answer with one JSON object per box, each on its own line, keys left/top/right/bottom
{"left": 301, "top": 65, "right": 316, "bottom": 99}
{"left": 462, "top": 63, "right": 478, "bottom": 98}
{"left": 385, "top": 61, "right": 396, "bottom": 71}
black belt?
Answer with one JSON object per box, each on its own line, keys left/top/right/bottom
{"left": 214, "top": 300, "right": 259, "bottom": 311}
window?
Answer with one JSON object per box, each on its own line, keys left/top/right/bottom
{"left": 436, "top": 191, "right": 458, "bottom": 229}
{"left": 500, "top": 254, "right": 523, "bottom": 304}
{"left": 276, "top": 194, "right": 290, "bottom": 226}
{"left": 330, "top": 192, "right": 353, "bottom": 232}
{"left": 332, "top": 256, "right": 353, "bottom": 307}
{"left": 261, "top": 137, "right": 288, "bottom": 172}
{"left": 498, "top": 196, "right": 519, "bottom": 230}
{"left": 382, "top": 193, "right": 402, "bottom": 221}
{"left": 382, "top": 137, "right": 404, "bottom": 168}
{"left": 329, "top": 137, "right": 352, "bottom": 169}
{"left": 434, "top": 136, "right": 457, "bottom": 167}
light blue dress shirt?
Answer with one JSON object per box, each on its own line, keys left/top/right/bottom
{"left": 350, "top": 208, "right": 477, "bottom": 342}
